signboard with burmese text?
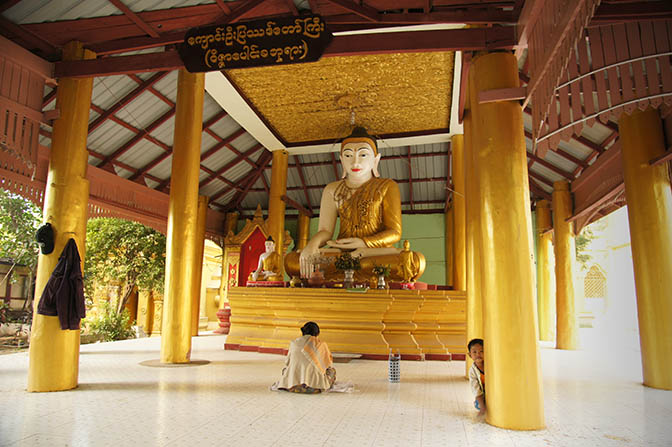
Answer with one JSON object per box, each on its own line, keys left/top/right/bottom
{"left": 178, "top": 15, "right": 333, "bottom": 72}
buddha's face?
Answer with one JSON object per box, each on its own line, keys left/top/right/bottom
{"left": 340, "top": 142, "right": 378, "bottom": 181}
{"left": 265, "top": 241, "right": 275, "bottom": 252}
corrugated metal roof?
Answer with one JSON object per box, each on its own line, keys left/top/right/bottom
{"left": 117, "top": 139, "right": 166, "bottom": 167}
{"left": 88, "top": 122, "right": 136, "bottom": 156}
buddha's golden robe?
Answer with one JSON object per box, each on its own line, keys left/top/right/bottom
{"left": 285, "top": 177, "right": 425, "bottom": 283}
{"left": 334, "top": 177, "right": 401, "bottom": 248}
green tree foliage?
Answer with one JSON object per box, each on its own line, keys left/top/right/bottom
{"left": 85, "top": 218, "right": 166, "bottom": 313}
{"left": 85, "top": 300, "right": 135, "bottom": 342}
{"left": 0, "top": 190, "right": 41, "bottom": 307}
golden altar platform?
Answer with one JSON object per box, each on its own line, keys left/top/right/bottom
{"left": 224, "top": 287, "right": 466, "bottom": 360}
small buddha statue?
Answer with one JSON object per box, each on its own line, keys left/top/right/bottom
{"left": 284, "top": 127, "right": 425, "bottom": 282}
{"left": 399, "top": 240, "right": 418, "bottom": 283}
{"left": 249, "top": 236, "right": 283, "bottom": 282}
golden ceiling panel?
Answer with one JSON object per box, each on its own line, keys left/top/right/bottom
{"left": 225, "top": 52, "right": 454, "bottom": 144}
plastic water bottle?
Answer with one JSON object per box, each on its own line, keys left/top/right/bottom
{"left": 388, "top": 349, "right": 401, "bottom": 382}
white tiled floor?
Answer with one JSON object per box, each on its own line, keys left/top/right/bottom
{"left": 1, "top": 329, "right": 671, "bottom": 447}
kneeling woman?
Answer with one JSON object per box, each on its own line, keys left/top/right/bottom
{"left": 275, "top": 322, "right": 336, "bottom": 394}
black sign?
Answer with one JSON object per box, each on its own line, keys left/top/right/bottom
{"left": 178, "top": 15, "right": 333, "bottom": 72}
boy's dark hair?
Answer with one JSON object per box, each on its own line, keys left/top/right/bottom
{"left": 301, "top": 321, "right": 320, "bottom": 336}
{"left": 468, "top": 338, "right": 483, "bottom": 351}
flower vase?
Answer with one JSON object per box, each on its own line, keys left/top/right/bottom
{"left": 343, "top": 269, "right": 355, "bottom": 288}
{"left": 377, "top": 274, "right": 387, "bottom": 289}
{"left": 308, "top": 269, "right": 324, "bottom": 287}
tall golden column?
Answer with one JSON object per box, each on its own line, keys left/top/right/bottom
{"left": 267, "top": 149, "right": 289, "bottom": 274}
{"left": 297, "top": 212, "right": 311, "bottom": 250}
{"left": 464, "top": 85, "right": 483, "bottom": 374}
{"left": 224, "top": 211, "right": 238, "bottom": 235}
{"left": 28, "top": 42, "right": 95, "bottom": 392}
{"left": 444, "top": 206, "right": 454, "bottom": 287}
{"left": 619, "top": 108, "right": 672, "bottom": 390}
{"left": 535, "top": 200, "right": 555, "bottom": 342}
{"left": 160, "top": 69, "right": 204, "bottom": 363}
{"left": 470, "top": 52, "right": 544, "bottom": 429}
{"left": 451, "top": 134, "right": 466, "bottom": 291}
{"left": 552, "top": 180, "right": 579, "bottom": 350}
{"left": 191, "top": 195, "right": 209, "bottom": 336}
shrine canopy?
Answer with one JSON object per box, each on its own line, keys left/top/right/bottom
{"left": 1, "top": 0, "right": 671, "bottom": 234}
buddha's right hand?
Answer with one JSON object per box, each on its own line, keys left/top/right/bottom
{"left": 299, "top": 244, "right": 319, "bottom": 279}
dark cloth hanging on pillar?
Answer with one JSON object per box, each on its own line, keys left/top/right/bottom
{"left": 37, "top": 238, "right": 86, "bottom": 330}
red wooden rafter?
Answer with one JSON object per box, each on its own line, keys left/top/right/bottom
{"left": 329, "top": 152, "right": 340, "bottom": 180}
{"left": 108, "top": 0, "right": 159, "bottom": 38}
{"left": 224, "top": 151, "right": 273, "bottom": 210}
{"left": 293, "top": 155, "right": 313, "bottom": 212}
{"left": 199, "top": 144, "right": 264, "bottom": 189}
{"left": 326, "top": 0, "right": 380, "bottom": 22}
{"left": 216, "top": 0, "right": 267, "bottom": 24}
{"left": 88, "top": 71, "right": 168, "bottom": 134}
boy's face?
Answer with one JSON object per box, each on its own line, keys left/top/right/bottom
{"left": 469, "top": 343, "right": 484, "bottom": 368}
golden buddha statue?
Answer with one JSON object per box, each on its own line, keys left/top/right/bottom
{"left": 249, "top": 236, "right": 283, "bottom": 282}
{"left": 284, "top": 127, "right": 425, "bottom": 282}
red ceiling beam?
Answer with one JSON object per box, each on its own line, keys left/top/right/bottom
{"left": 0, "top": 0, "right": 23, "bottom": 13}
{"left": 283, "top": 0, "right": 299, "bottom": 16}
{"left": 89, "top": 31, "right": 186, "bottom": 56}
{"left": 128, "top": 73, "right": 174, "bottom": 107}
{"left": 249, "top": 175, "right": 449, "bottom": 192}
{"left": 282, "top": 194, "right": 313, "bottom": 218}
{"left": 39, "top": 127, "right": 165, "bottom": 184}
{"left": 42, "top": 89, "right": 57, "bottom": 108}
{"left": 213, "top": 0, "right": 233, "bottom": 14}
{"left": 526, "top": 151, "right": 574, "bottom": 180}
{"left": 216, "top": 0, "right": 267, "bottom": 24}
{"left": 88, "top": 71, "right": 168, "bottom": 134}
{"left": 324, "top": 27, "right": 515, "bottom": 57}
{"left": 54, "top": 50, "right": 183, "bottom": 78}
{"left": 55, "top": 27, "right": 515, "bottom": 78}
{"left": 224, "top": 151, "right": 273, "bottom": 209}
{"left": 528, "top": 169, "right": 554, "bottom": 188}
{"left": 198, "top": 143, "right": 263, "bottom": 189}
{"left": 590, "top": 2, "right": 672, "bottom": 24}
{"left": 293, "top": 155, "right": 313, "bottom": 212}
{"left": 326, "top": 0, "right": 379, "bottom": 22}
{"left": 529, "top": 178, "right": 552, "bottom": 201}
{"left": 329, "top": 153, "right": 340, "bottom": 180}
{"left": 203, "top": 126, "right": 258, "bottom": 169}
{"left": 97, "top": 107, "right": 176, "bottom": 170}
{"left": 0, "top": 16, "right": 57, "bottom": 57}
{"left": 108, "top": 0, "right": 160, "bottom": 38}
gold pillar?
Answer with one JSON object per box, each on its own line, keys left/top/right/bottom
{"left": 553, "top": 180, "right": 579, "bottom": 350}
{"left": 470, "top": 52, "right": 544, "bottom": 429}
{"left": 267, "top": 149, "right": 289, "bottom": 274}
{"left": 224, "top": 211, "right": 238, "bottom": 235}
{"left": 27, "top": 42, "right": 94, "bottom": 392}
{"left": 464, "top": 84, "right": 483, "bottom": 374}
{"left": 535, "top": 200, "right": 555, "bottom": 342}
{"left": 190, "top": 195, "right": 208, "bottom": 336}
{"left": 451, "top": 134, "right": 466, "bottom": 291}
{"left": 297, "top": 212, "right": 311, "bottom": 250}
{"left": 619, "top": 108, "right": 672, "bottom": 390}
{"left": 444, "top": 206, "right": 454, "bottom": 287}
{"left": 160, "top": 69, "right": 204, "bottom": 363}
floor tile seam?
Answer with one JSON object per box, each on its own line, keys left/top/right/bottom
{"left": 306, "top": 389, "right": 363, "bottom": 446}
